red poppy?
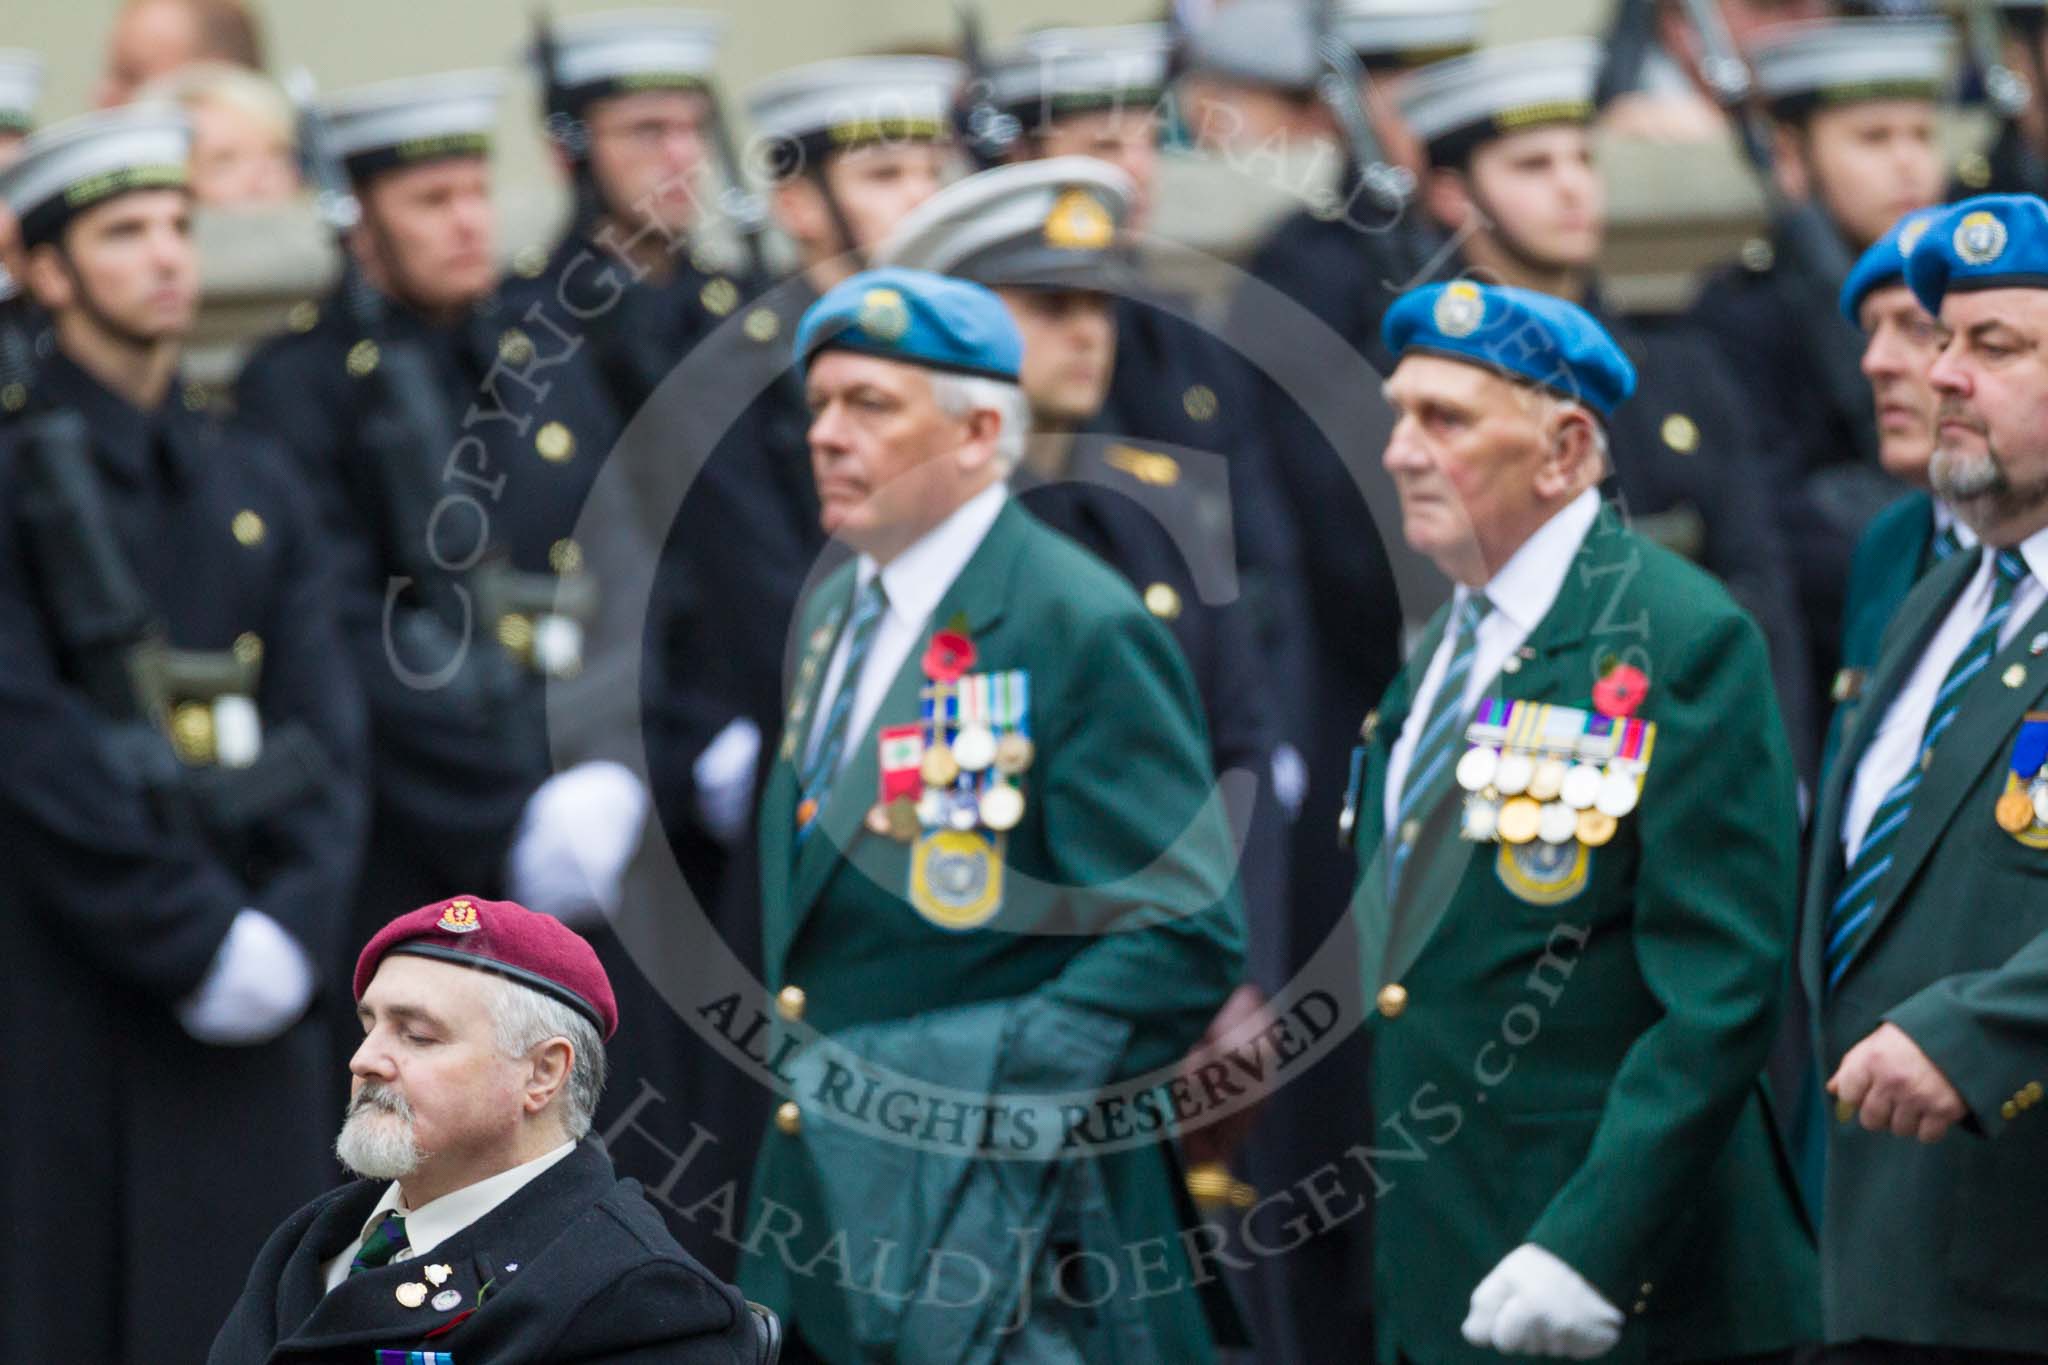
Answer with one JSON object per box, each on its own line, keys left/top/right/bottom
{"left": 923, "top": 629, "right": 976, "bottom": 683}
{"left": 1593, "top": 663, "right": 1650, "bottom": 718}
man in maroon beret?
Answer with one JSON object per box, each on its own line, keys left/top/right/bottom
{"left": 209, "top": 895, "right": 768, "bottom": 1364}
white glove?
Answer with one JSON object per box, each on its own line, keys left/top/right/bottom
{"left": 693, "top": 717, "right": 762, "bottom": 846}
{"left": 176, "top": 909, "right": 316, "bottom": 1046}
{"left": 1462, "top": 1244, "right": 1623, "bottom": 1359}
{"left": 508, "top": 760, "right": 650, "bottom": 925}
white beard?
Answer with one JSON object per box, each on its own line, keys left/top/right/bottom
{"left": 335, "top": 1084, "right": 428, "bottom": 1180}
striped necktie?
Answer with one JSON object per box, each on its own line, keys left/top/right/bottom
{"left": 1928, "top": 523, "right": 1964, "bottom": 571}
{"left": 1388, "top": 592, "right": 1491, "bottom": 897}
{"left": 1826, "top": 547, "right": 2029, "bottom": 989}
{"left": 348, "top": 1210, "right": 409, "bottom": 1276}
{"left": 796, "top": 577, "right": 889, "bottom": 840}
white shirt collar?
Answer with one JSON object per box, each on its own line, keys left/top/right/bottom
{"left": 1932, "top": 498, "right": 1980, "bottom": 548}
{"left": 1462, "top": 488, "right": 1602, "bottom": 634}
{"left": 2006, "top": 521, "right": 2048, "bottom": 589}
{"left": 364, "top": 1140, "right": 577, "bottom": 1264}
{"left": 857, "top": 481, "right": 1008, "bottom": 632}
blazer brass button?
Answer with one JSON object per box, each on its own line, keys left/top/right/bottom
{"left": 775, "top": 1101, "right": 802, "bottom": 1136}
{"left": 1377, "top": 983, "right": 1408, "bottom": 1019}
{"left": 776, "top": 985, "right": 807, "bottom": 1023}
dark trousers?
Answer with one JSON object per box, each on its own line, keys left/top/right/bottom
{"left": 1816, "top": 1347, "right": 2048, "bottom": 1364}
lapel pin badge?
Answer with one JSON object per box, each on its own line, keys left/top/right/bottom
{"left": 424, "top": 1264, "right": 451, "bottom": 1287}
{"left": 395, "top": 1282, "right": 428, "bottom": 1309}
{"left": 431, "top": 1288, "right": 462, "bottom": 1312}
{"left": 2005, "top": 664, "right": 2029, "bottom": 690}
{"left": 2032, "top": 632, "right": 2048, "bottom": 657}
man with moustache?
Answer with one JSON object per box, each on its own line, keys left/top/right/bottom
{"left": 211, "top": 895, "right": 764, "bottom": 1363}
{"left": 1805, "top": 192, "right": 2048, "bottom": 1362}
{"left": 1350, "top": 280, "right": 1816, "bottom": 1361}
{"left": 0, "top": 105, "right": 366, "bottom": 1361}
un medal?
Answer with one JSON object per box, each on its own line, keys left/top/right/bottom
{"left": 921, "top": 744, "right": 960, "bottom": 787}
{"left": 952, "top": 724, "right": 996, "bottom": 772}
{"left": 1461, "top": 796, "right": 1499, "bottom": 841}
{"left": 995, "top": 733, "right": 1036, "bottom": 774}
{"left": 1455, "top": 746, "right": 1500, "bottom": 793}
{"left": 1595, "top": 768, "right": 1640, "bottom": 818}
{"left": 1537, "top": 801, "right": 1578, "bottom": 845}
{"left": 1528, "top": 758, "right": 1567, "bottom": 802}
{"left": 979, "top": 783, "right": 1025, "bottom": 831}
{"left": 1998, "top": 787, "right": 2036, "bottom": 833}
{"left": 1493, "top": 752, "right": 1534, "bottom": 796}
{"left": 1576, "top": 809, "right": 1618, "bottom": 847}
{"left": 1497, "top": 796, "right": 1541, "bottom": 844}
{"left": 1560, "top": 763, "right": 1603, "bottom": 811}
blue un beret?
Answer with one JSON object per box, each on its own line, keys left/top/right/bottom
{"left": 1904, "top": 193, "right": 2048, "bottom": 316}
{"left": 795, "top": 266, "right": 1023, "bottom": 382}
{"left": 1381, "top": 281, "right": 1637, "bottom": 419}
{"left": 1841, "top": 206, "right": 1943, "bottom": 325}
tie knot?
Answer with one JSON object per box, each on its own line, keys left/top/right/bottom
{"left": 1458, "top": 592, "right": 1492, "bottom": 635}
{"left": 1995, "top": 547, "right": 2031, "bottom": 587}
{"left": 1933, "top": 525, "right": 1963, "bottom": 562}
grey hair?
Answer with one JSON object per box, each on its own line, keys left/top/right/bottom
{"left": 486, "top": 974, "right": 607, "bottom": 1141}
{"left": 928, "top": 372, "right": 1031, "bottom": 472}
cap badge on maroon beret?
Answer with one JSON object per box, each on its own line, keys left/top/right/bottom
{"left": 437, "top": 899, "right": 482, "bottom": 934}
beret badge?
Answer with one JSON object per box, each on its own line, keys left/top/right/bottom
{"left": 1434, "top": 280, "right": 1485, "bottom": 338}
{"left": 858, "top": 287, "right": 911, "bottom": 341}
{"left": 1955, "top": 210, "right": 2008, "bottom": 267}
{"left": 436, "top": 899, "right": 482, "bottom": 934}
{"left": 1043, "top": 188, "right": 1115, "bottom": 251}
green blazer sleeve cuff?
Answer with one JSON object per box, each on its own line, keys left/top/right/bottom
{"left": 1887, "top": 965, "right": 2048, "bottom": 1142}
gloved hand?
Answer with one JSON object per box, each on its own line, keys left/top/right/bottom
{"left": 176, "top": 908, "right": 316, "bottom": 1045}
{"left": 693, "top": 717, "right": 762, "bottom": 846}
{"left": 507, "top": 760, "right": 649, "bottom": 925}
{"left": 1462, "top": 1243, "right": 1623, "bottom": 1359}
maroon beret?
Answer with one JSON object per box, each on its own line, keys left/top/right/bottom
{"left": 354, "top": 895, "right": 618, "bottom": 1039}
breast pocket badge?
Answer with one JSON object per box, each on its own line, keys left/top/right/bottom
{"left": 909, "top": 828, "right": 1005, "bottom": 930}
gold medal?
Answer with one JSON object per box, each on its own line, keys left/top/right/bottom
{"left": 921, "top": 744, "right": 960, "bottom": 787}
{"left": 1528, "top": 758, "right": 1567, "bottom": 802}
{"left": 886, "top": 796, "right": 921, "bottom": 841}
{"left": 1576, "top": 809, "right": 1618, "bottom": 847}
{"left": 995, "top": 733, "right": 1035, "bottom": 774}
{"left": 1997, "top": 787, "right": 2036, "bottom": 833}
{"left": 979, "top": 783, "right": 1025, "bottom": 831}
{"left": 1497, "top": 796, "right": 1541, "bottom": 844}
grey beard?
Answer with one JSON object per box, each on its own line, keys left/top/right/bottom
{"left": 1932, "top": 441, "right": 2007, "bottom": 503}
{"left": 335, "top": 1082, "right": 428, "bottom": 1180}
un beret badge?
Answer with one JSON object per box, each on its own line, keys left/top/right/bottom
{"left": 858, "top": 287, "right": 911, "bottom": 342}
{"left": 1434, "top": 281, "right": 1485, "bottom": 338}
{"left": 1955, "top": 210, "right": 2008, "bottom": 266}
{"left": 437, "top": 899, "right": 482, "bottom": 934}
{"left": 1897, "top": 213, "right": 1933, "bottom": 259}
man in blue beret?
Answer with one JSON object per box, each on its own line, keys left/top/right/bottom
{"left": 739, "top": 266, "right": 1244, "bottom": 1363}
{"left": 1804, "top": 192, "right": 2048, "bottom": 1363}
{"left": 1350, "top": 281, "right": 1816, "bottom": 1361}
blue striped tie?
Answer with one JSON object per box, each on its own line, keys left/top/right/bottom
{"left": 1826, "top": 547, "right": 2029, "bottom": 989}
{"left": 1929, "top": 523, "right": 1963, "bottom": 569}
{"left": 1388, "top": 592, "right": 1491, "bottom": 897}
{"left": 795, "top": 577, "right": 889, "bottom": 840}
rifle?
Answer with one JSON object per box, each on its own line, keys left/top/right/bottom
{"left": 1594, "top": 0, "right": 1660, "bottom": 112}
{"left": 1677, "top": 0, "right": 1880, "bottom": 472}
{"left": 1963, "top": 0, "right": 2048, "bottom": 195}
{"left": 952, "top": 0, "right": 1022, "bottom": 171}
{"left": 287, "top": 68, "right": 522, "bottom": 698}
{"left": 1309, "top": 0, "right": 1437, "bottom": 285}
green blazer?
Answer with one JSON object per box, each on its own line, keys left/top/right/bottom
{"left": 1804, "top": 547, "right": 2048, "bottom": 1351}
{"left": 739, "top": 498, "right": 1246, "bottom": 1363}
{"left": 1822, "top": 492, "right": 1938, "bottom": 781}
{"left": 1352, "top": 505, "right": 1818, "bottom": 1365}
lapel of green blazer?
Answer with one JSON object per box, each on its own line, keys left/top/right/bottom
{"left": 1371, "top": 504, "right": 1618, "bottom": 988}
{"left": 1845, "top": 584, "right": 2048, "bottom": 983}
{"left": 773, "top": 499, "right": 1028, "bottom": 974}
{"left": 1803, "top": 549, "right": 1981, "bottom": 1000}
{"left": 1352, "top": 611, "right": 1438, "bottom": 988}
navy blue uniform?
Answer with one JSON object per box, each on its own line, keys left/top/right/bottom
{"left": 0, "top": 352, "right": 368, "bottom": 1363}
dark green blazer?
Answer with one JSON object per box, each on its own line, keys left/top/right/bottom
{"left": 1822, "top": 492, "right": 1939, "bottom": 781}
{"left": 739, "top": 498, "right": 1246, "bottom": 1363}
{"left": 1804, "top": 545, "right": 2048, "bottom": 1351}
{"left": 1352, "top": 505, "right": 1818, "bottom": 1365}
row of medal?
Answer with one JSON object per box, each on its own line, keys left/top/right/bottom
{"left": 1456, "top": 699, "right": 1657, "bottom": 848}
{"left": 866, "top": 669, "right": 1035, "bottom": 842}
{"left": 1994, "top": 709, "right": 2048, "bottom": 836}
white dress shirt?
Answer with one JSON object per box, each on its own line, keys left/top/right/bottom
{"left": 1841, "top": 528, "right": 2048, "bottom": 864}
{"left": 321, "top": 1141, "right": 577, "bottom": 1291}
{"left": 1384, "top": 488, "right": 1602, "bottom": 835}
{"left": 804, "top": 482, "right": 1009, "bottom": 770}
